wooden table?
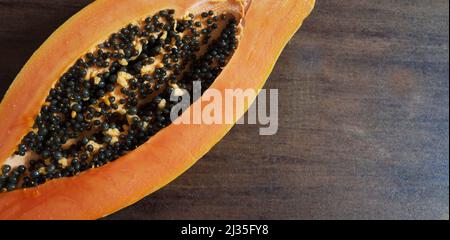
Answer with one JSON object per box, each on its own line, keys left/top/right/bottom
{"left": 0, "top": 0, "right": 448, "bottom": 219}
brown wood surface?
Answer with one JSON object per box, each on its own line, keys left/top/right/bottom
{"left": 0, "top": 0, "right": 448, "bottom": 220}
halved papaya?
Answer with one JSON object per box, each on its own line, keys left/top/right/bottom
{"left": 0, "top": 0, "right": 315, "bottom": 219}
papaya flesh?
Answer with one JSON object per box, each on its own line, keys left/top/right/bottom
{"left": 0, "top": 0, "right": 315, "bottom": 219}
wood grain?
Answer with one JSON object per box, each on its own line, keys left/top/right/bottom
{"left": 0, "top": 0, "right": 448, "bottom": 219}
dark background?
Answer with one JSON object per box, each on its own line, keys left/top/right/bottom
{"left": 0, "top": 0, "right": 448, "bottom": 219}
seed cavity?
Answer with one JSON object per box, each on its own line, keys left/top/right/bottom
{"left": 0, "top": 10, "right": 239, "bottom": 192}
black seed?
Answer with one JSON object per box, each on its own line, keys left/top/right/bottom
{"left": 102, "top": 122, "right": 110, "bottom": 131}
{"left": 72, "top": 104, "right": 82, "bottom": 112}
{"left": 97, "top": 90, "right": 106, "bottom": 97}
{"left": 10, "top": 170, "right": 20, "bottom": 178}
{"left": 87, "top": 145, "right": 94, "bottom": 152}
{"left": 127, "top": 107, "right": 137, "bottom": 115}
{"left": 106, "top": 84, "right": 115, "bottom": 92}
{"left": 2, "top": 165, "right": 11, "bottom": 174}
{"left": 18, "top": 144, "right": 27, "bottom": 152}
{"left": 30, "top": 170, "right": 40, "bottom": 178}
{"left": 7, "top": 183, "right": 15, "bottom": 192}
{"left": 103, "top": 135, "right": 112, "bottom": 143}
{"left": 18, "top": 165, "right": 26, "bottom": 174}
{"left": 9, "top": 175, "right": 18, "bottom": 183}
{"left": 53, "top": 151, "right": 63, "bottom": 160}
{"left": 46, "top": 164, "right": 56, "bottom": 173}
{"left": 98, "top": 81, "right": 106, "bottom": 88}
{"left": 86, "top": 53, "right": 94, "bottom": 60}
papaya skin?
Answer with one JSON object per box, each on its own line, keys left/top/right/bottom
{"left": 0, "top": 0, "right": 315, "bottom": 219}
